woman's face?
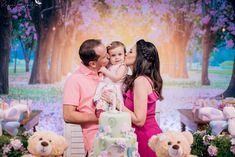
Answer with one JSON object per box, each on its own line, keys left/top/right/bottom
{"left": 125, "top": 45, "right": 136, "bottom": 66}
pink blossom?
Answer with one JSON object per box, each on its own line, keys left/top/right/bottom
{"left": 3, "top": 144, "right": 12, "bottom": 154}
{"left": 10, "top": 139, "right": 23, "bottom": 150}
{"left": 226, "top": 40, "right": 234, "bottom": 48}
{"left": 231, "top": 31, "right": 235, "bottom": 35}
{"left": 34, "top": 33, "right": 38, "bottom": 40}
{"left": 10, "top": 7, "right": 18, "bottom": 14}
{"left": 230, "top": 145, "right": 235, "bottom": 154}
{"left": 12, "top": 15, "right": 18, "bottom": 19}
{"left": 213, "top": 47, "right": 219, "bottom": 52}
{"left": 104, "top": 125, "right": 111, "bottom": 134}
{"left": 25, "top": 22, "right": 29, "bottom": 28}
{"left": 205, "top": 0, "right": 210, "bottom": 4}
{"left": 201, "top": 15, "right": 211, "bottom": 25}
{"left": 207, "top": 145, "right": 218, "bottom": 156}
{"left": 211, "top": 26, "right": 219, "bottom": 32}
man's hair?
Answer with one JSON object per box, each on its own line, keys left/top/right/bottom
{"left": 79, "top": 39, "right": 102, "bottom": 66}
{"left": 107, "top": 41, "right": 126, "bottom": 54}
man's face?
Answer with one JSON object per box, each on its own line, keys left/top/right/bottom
{"left": 94, "top": 44, "right": 109, "bottom": 70}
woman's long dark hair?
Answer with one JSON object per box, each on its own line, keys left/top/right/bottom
{"left": 124, "top": 39, "right": 163, "bottom": 100}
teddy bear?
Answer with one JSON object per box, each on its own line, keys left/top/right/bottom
{"left": 148, "top": 131, "right": 197, "bottom": 157}
{"left": 24, "top": 131, "right": 68, "bottom": 157}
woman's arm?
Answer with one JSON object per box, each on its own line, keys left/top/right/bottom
{"left": 117, "top": 76, "right": 151, "bottom": 127}
{"left": 99, "top": 65, "right": 127, "bottom": 82}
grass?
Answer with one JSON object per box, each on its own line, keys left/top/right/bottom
{"left": 1, "top": 67, "right": 231, "bottom": 101}
{"left": 1, "top": 85, "right": 63, "bottom": 102}
{"left": 191, "top": 69, "right": 232, "bottom": 76}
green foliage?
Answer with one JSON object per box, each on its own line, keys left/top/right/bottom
{"left": 0, "top": 127, "right": 30, "bottom": 157}
{"left": 220, "top": 61, "right": 234, "bottom": 68}
{"left": 191, "top": 126, "right": 234, "bottom": 157}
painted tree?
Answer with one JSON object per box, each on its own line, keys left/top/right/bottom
{"left": 196, "top": 0, "right": 235, "bottom": 85}
{"left": 0, "top": 5, "right": 12, "bottom": 94}
{"left": 217, "top": 0, "right": 235, "bottom": 98}
{"left": 29, "top": 0, "right": 70, "bottom": 83}
{"left": 10, "top": 0, "right": 37, "bottom": 72}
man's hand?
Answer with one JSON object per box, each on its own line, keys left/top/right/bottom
{"left": 100, "top": 89, "right": 113, "bottom": 104}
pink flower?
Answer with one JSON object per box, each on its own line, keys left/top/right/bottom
{"left": 208, "top": 145, "right": 218, "bottom": 156}
{"left": 231, "top": 31, "right": 235, "bottom": 35}
{"left": 226, "top": 39, "right": 234, "bottom": 48}
{"left": 201, "top": 15, "right": 211, "bottom": 25}
{"left": 10, "top": 139, "right": 23, "bottom": 150}
{"left": 213, "top": 47, "right": 219, "bottom": 52}
{"left": 104, "top": 125, "right": 111, "bottom": 134}
{"left": 3, "top": 144, "right": 12, "bottom": 154}
{"left": 230, "top": 145, "right": 235, "bottom": 154}
{"left": 12, "top": 15, "right": 18, "bottom": 19}
{"left": 33, "top": 33, "right": 38, "bottom": 40}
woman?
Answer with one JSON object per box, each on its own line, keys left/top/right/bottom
{"left": 120, "top": 39, "right": 163, "bottom": 157}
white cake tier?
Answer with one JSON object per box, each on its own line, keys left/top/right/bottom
{"left": 90, "top": 134, "right": 139, "bottom": 157}
{"left": 99, "top": 111, "right": 132, "bottom": 138}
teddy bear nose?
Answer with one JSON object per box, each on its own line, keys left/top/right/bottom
{"left": 172, "top": 144, "right": 179, "bottom": 150}
{"left": 41, "top": 141, "right": 49, "bottom": 147}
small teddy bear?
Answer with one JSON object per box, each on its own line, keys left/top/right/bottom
{"left": 148, "top": 131, "right": 197, "bottom": 157}
{"left": 24, "top": 131, "right": 68, "bottom": 157}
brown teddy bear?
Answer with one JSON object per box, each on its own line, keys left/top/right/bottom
{"left": 24, "top": 131, "right": 68, "bottom": 157}
{"left": 148, "top": 131, "right": 197, "bottom": 157}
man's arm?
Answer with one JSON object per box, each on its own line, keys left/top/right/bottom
{"left": 63, "top": 104, "right": 98, "bottom": 124}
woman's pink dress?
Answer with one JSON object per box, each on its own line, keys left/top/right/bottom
{"left": 124, "top": 80, "right": 162, "bottom": 157}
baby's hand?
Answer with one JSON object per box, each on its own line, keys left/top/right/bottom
{"left": 99, "top": 66, "right": 108, "bottom": 74}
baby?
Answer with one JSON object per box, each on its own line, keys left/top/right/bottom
{"left": 94, "top": 41, "right": 128, "bottom": 117}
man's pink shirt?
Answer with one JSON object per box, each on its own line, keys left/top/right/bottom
{"left": 63, "top": 64, "right": 101, "bottom": 153}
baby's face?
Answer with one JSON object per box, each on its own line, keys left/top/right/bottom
{"left": 108, "top": 46, "right": 125, "bottom": 65}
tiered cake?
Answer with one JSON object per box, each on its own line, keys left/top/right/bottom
{"left": 90, "top": 111, "right": 139, "bottom": 157}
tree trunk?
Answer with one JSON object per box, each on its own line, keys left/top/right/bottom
{"left": 50, "top": 24, "right": 64, "bottom": 83}
{"left": 0, "top": 7, "right": 12, "bottom": 94}
{"left": 25, "top": 50, "right": 30, "bottom": 72}
{"left": 201, "top": 23, "right": 213, "bottom": 85}
{"left": 14, "top": 50, "right": 17, "bottom": 73}
{"left": 61, "top": 27, "right": 76, "bottom": 76}
{"left": 223, "top": 56, "right": 235, "bottom": 97}
{"left": 29, "top": 0, "right": 56, "bottom": 84}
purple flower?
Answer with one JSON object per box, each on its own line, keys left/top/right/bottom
{"left": 116, "top": 139, "right": 127, "bottom": 149}
{"left": 226, "top": 39, "right": 234, "bottom": 48}
{"left": 208, "top": 145, "right": 218, "bottom": 156}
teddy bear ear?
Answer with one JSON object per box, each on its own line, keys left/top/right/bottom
{"left": 182, "top": 131, "right": 193, "bottom": 144}
{"left": 148, "top": 134, "right": 162, "bottom": 151}
{"left": 52, "top": 135, "right": 68, "bottom": 155}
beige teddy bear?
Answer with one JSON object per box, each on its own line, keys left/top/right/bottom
{"left": 148, "top": 131, "right": 197, "bottom": 157}
{"left": 24, "top": 131, "right": 68, "bottom": 157}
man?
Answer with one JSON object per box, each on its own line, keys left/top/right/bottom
{"left": 63, "top": 39, "right": 109, "bottom": 156}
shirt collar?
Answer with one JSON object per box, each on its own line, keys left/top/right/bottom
{"left": 79, "top": 63, "right": 99, "bottom": 77}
